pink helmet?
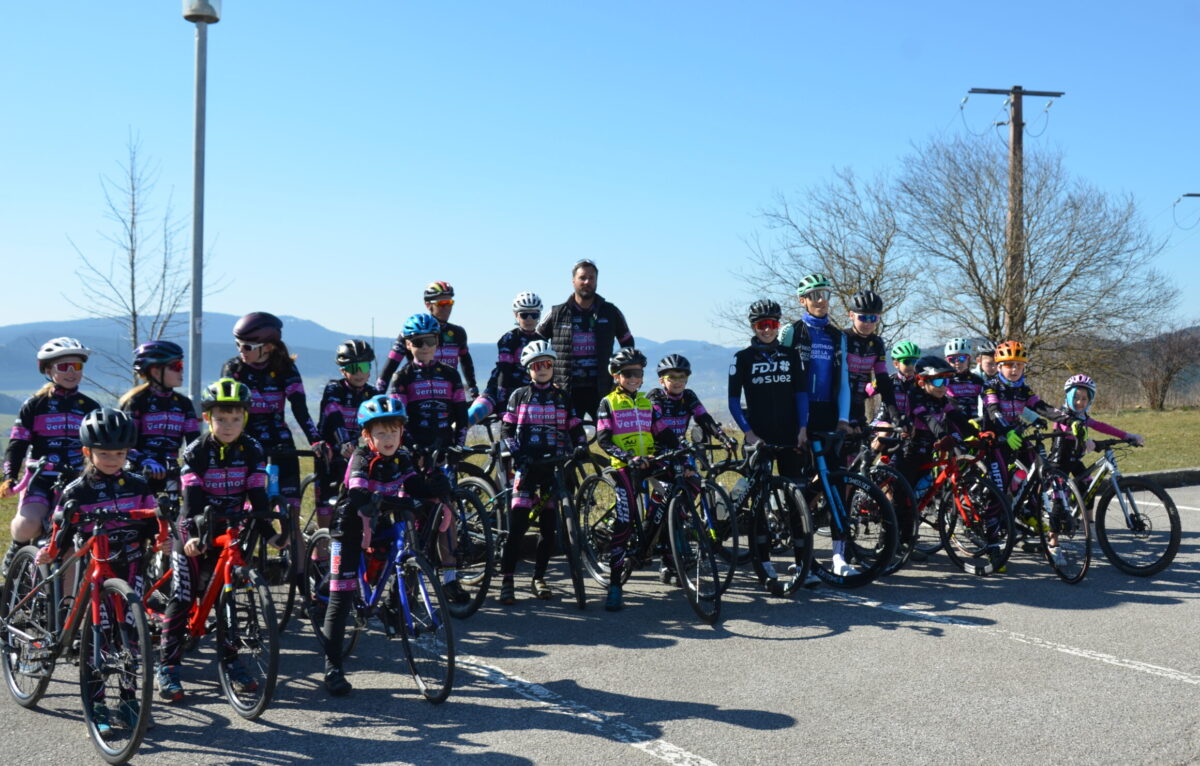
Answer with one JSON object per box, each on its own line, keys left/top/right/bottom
{"left": 1063, "top": 374, "right": 1096, "bottom": 395}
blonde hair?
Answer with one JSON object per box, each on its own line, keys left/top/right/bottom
{"left": 119, "top": 382, "right": 151, "bottom": 408}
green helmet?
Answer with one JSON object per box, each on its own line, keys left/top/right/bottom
{"left": 795, "top": 273, "right": 832, "bottom": 297}
{"left": 201, "top": 377, "right": 252, "bottom": 412}
{"left": 890, "top": 341, "right": 921, "bottom": 362}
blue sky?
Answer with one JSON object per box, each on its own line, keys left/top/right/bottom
{"left": 2, "top": 2, "right": 1197, "bottom": 349}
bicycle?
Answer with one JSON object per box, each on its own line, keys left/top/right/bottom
{"left": 1, "top": 505, "right": 160, "bottom": 765}
{"left": 845, "top": 427, "right": 920, "bottom": 575}
{"left": 251, "top": 449, "right": 314, "bottom": 632}
{"left": 141, "top": 504, "right": 282, "bottom": 719}
{"left": 1071, "top": 437, "right": 1179, "bottom": 576}
{"left": 304, "top": 495, "right": 455, "bottom": 703}
{"left": 575, "top": 446, "right": 725, "bottom": 623}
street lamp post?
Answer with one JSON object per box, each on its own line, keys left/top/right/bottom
{"left": 183, "top": 1, "right": 220, "bottom": 403}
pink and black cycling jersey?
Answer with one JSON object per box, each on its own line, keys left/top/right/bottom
{"left": 222, "top": 357, "right": 321, "bottom": 448}
{"left": 339, "top": 446, "right": 417, "bottom": 509}
{"left": 845, "top": 332, "right": 897, "bottom": 426}
{"left": 179, "top": 432, "right": 269, "bottom": 516}
{"left": 646, "top": 388, "right": 724, "bottom": 443}
{"left": 1052, "top": 415, "right": 1130, "bottom": 463}
{"left": 388, "top": 360, "right": 469, "bottom": 447}
{"left": 982, "top": 379, "right": 1068, "bottom": 430}
{"left": 4, "top": 387, "right": 101, "bottom": 482}
{"left": 318, "top": 379, "right": 379, "bottom": 446}
{"left": 491, "top": 328, "right": 541, "bottom": 405}
{"left": 121, "top": 388, "right": 201, "bottom": 471}
{"left": 49, "top": 470, "right": 157, "bottom": 559}
{"left": 945, "top": 372, "right": 985, "bottom": 418}
{"left": 379, "top": 321, "right": 477, "bottom": 392}
{"left": 907, "top": 389, "right": 974, "bottom": 444}
{"left": 501, "top": 382, "right": 586, "bottom": 460}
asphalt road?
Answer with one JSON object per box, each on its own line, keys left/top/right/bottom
{"left": 5, "top": 486, "right": 1198, "bottom": 765}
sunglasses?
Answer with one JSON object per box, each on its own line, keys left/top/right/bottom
{"left": 663, "top": 373, "right": 689, "bottom": 382}
{"left": 529, "top": 359, "right": 554, "bottom": 372}
{"left": 753, "top": 318, "right": 781, "bottom": 331}
{"left": 617, "top": 368, "right": 644, "bottom": 379}
{"left": 408, "top": 336, "right": 439, "bottom": 348}
{"left": 947, "top": 354, "right": 970, "bottom": 364}
{"left": 52, "top": 361, "right": 84, "bottom": 373}
{"left": 166, "top": 359, "right": 185, "bottom": 372}
{"left": 855, "top": 313, "right": 879, "bottom": 323}
{"left": 926, "top": 377, "right": 950, "bottom": 388}
{"left": 430, "top": 299, "right": 454, "bottom": 308}
{"left": 341, "top": 361, "right": 371, "bottom": 374}
{"left": 895, "top": 358, "right": 918, "bottom": 365}
{"left": 236, "top": 341, "right": 266, "bottom": 353}
{"left": 518, "top": 312, "right": 541, "bottom": 320}
{"left": 803, "top": 289, "right": 831, "bottom": 302}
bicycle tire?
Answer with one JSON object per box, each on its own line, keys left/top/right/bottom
{"left": 455, "top": 460, "right": 499, "bottom": 501}
{"left": 216, "top": 567, "right": 279, "bottom": 719}
{"left": 248, "top": 496, "right": 300, "bottom": 632}
{"left": 556, "top": 489, "right": 587, "bottom": 610}
{"left": 445, "top": 487, "right": 494, "bottom": 619}
{"left": 298, "top": 472, "right": 327, "bottom": 541}
{"left": 78, "top": 578, "right": 152, "bottom": 765}
{"left": 575, "top": 472, "right": 620, "bottom": 587}
{"left": 398, "top": 554, "right": 455, "bottom": 704}
{"left": 938, "top": 470, "right": 1014, "bottom": 577}
{"left": 303, "top": 531, "right": 360, "bottom": 659}
{"left": 870, "top": 464, "right": 919, "bottom": 575}
{"left": 810, "top": 470, "right": 898, "bottom": 588}
{"left": 1094, "top": 476, "right": 1181, "bottom": 576}
{"left": 667, "top": 491, "right": 722, "bottom": 623}
{"left": 1038, "top": 470, "right": 1091, "bottom": 584}
{"left": 696, "top": 479, "right": 740, "bottom": 593}
{"left": 1, "top": 546, "right": 54, "bottom": 708}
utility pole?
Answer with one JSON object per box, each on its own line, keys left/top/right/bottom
{"left": 969, "top": 85, "right": 1064, "bottom": 341}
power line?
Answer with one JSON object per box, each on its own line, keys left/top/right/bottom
{"left": 1173, "top": 193, "right": 1200, "bottom": 231}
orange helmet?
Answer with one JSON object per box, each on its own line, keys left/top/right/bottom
{"left": 994, "top": 340, "right": 1028, "bottom": 363}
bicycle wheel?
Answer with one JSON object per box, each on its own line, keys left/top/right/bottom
{"left": 667, "top": 491, "right": 722, "bottom": 624}
{"left": 1, "top": 546, "right": 55, "bottom": 708}
{"left": 215, "top": 567, "right": 279, "bottom": 719}
{"left": 78, "top": 578, "right": 152, "bottom": 765}
{"left": 303, "top": 531, "right": 360, "bottom": 658}
{"left": 555, "top": 490, "right": 587, "bottom": 610}
{"left": 1094, "top": 476, "right": 1181, "bottom": 576}
{"left": 870, "top": 464, "right": 919, "bottom": 575}
{"left": 695, "top": 479, "right": 740, "bottom": 594}
{"left": 249, "top": 497, "right": 300, "bottom": 632}
{"left": 939, "top": 471, "right": 1014, "bottom": 577}
{"left": 810, "top": 471, "right": 898, "bottom": 588}
{"left": 397, "top": 555, "right": 455, "bottom": 704}
{"left": 455, "top": 461, "right": 499, "bottom": 501}
{"left": 1038, "top": 470, "right": 1091, "bottom": 584}
{"left": 298, "top": 472, "right": 329, "bottom": 540}
{"left": 575, "top": 472, "right": 620, "bottom": 587}
{"left": 445, "top": 487, "right": 494, "bottom": 619}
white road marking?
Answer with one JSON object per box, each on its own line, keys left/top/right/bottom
{"left": 459, "top": 655, "right": 720, "bottom": 766}
{"left": 822, "top": 592, "right": 1200, "bottom": 686}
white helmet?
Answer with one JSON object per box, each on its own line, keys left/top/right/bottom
{"left": 512, "top": 291, "right": 543, "bottom": 313}
{"left": 37, "top": 337, "right": 91, "bottom": 367}
{"left": 519, "top": 339, "right": 557, "bottom": 368}
{"left": 944, "top": 337, "right": 974, "bottom": 357}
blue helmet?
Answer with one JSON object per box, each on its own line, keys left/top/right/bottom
{"left": 132, "top": 340, "right": 184, "bottom": 374}
{"left": 402, "top": 313, "right": 440, "bottom": 339}
{"left": 357, "top": 394, "right": 407, "bottom": 427}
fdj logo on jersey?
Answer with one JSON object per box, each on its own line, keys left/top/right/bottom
{"left": 750, "top": 359, "right": 792, "bottom": 386}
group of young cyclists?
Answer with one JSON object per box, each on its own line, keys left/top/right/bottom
{"left": 0, "top": 264, "right": 1161, "bottom": 756}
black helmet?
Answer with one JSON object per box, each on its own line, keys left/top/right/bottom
{"left": 233, "top": 312, "right": 283, "bottom": 343}
{"left": 608, "top": 348, "right": 648, "bottom": 375}
{"left": 747, "top": 299, "right": 782, "bottom": 323}
{"left": 79, "top": 407, "right": 137, "bottom": 450}
{"left": 913, "top": 355, "right": 954, "bottom": 381}
{"left": 201, "top": 377, "right": 253, "bottom": 412}
{"left": 656, "top": 354, "right": 691, "bottom": 376}
{"left": 335, "top": 340, "right": 375, "bottom": 366}
{"left": 132, "top": 340, "right": 184, "bottom": 374}
{"left": 850, "top": 289, "right": 884, "bottom": 314}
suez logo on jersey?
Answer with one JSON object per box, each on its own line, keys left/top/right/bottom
{"left": 730, "top": 359, "right": 794, "bottom": 386}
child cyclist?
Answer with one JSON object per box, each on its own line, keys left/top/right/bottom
{"left": 1052, "top": 374, "right": 1145, "bottom": 483}
{"left": 377, "top": 281, "right": 478, "bottom": 397}
{"left": 596, "top": 348, "right": 681, "bottom": 612}
{"left": 943, "top": 337, "right": 985, "bottom": 418}
{"left": 387, "top": 313, "right": 470, "bottom": 604}
{"left": 315, "top": 341, "right": 380, "bottom": 528}
{"left": 468, "top": 291, "right": 544, "bottom": 426}
{"left": 867, "top": 341, "right": 921, "bottom": 450}
{"left": 320, "top": 394, "right": 450, "bottom": 696}
{"left": 843, "top": 290, "right": 900, "bottom": 429}
{"left": 222, "top": 312, "right": 327, "bottom": 537}
{"left": 119, "top": 340, "right": 201, "bottom": 493}
{"left": 156, "top": 378, "right": 268, "bottom": 703}
{"left": 727, "top": 300, "right": 810, "bottom": 591}
{"left": 2, "top": 338, "right": 101, "bottom": 574}
{"left": 497, "top": 340, "right": 588, "bottom": 605}
{"left": 36, "top": 408, "right": 159, "bottom": 735}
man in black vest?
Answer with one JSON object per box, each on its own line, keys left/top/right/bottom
{"left": 536, "top": 259, "right": 634, "bottom": 420}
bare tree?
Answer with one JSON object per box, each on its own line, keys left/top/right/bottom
{"left": 1135, "top": 323, "right": 1200, "bottom": 410}
{"left": 65, "top": 135, "right": 189, "bottom": 395}
{"left": 896, "top": 134, "right": 1174, "bottom": 374}
{"left": 736, "top": 168, "right": 917, "bottom": 339}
